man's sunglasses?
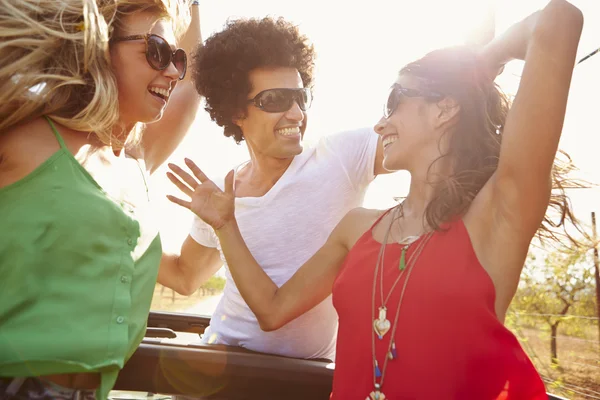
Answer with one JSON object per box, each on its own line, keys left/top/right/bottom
{"left": 247, "top": 88, "right": 312, "bottom": 113}
{"left": 110, "top": 33, "right": 187, "bottom": 80}
{"left": 384, "top": 83, "right": 443, "bottom": 118}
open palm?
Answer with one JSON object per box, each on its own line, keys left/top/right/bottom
{"left": 166, "top": 158, "right": 235, "bottom": 230}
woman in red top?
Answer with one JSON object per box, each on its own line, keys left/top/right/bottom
{"left": 168, "top": 1, "right": 584, "bottom": 398}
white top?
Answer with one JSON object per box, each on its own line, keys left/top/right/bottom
{"left": 190, "top": 127, "right": 379, "bottom": 360}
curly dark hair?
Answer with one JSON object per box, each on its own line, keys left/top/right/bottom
{"left": 192, "top": 17, "right": 316, "bottom": 144}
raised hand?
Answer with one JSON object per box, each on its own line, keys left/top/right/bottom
{"left": 479, "top": 10, "right": 541, "bottom": 80}
{"left": 166, "top": 158, "right": 235, "bottom": 230}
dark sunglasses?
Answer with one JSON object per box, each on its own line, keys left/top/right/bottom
{"left": 247, "top": 88, "right": 312, "bottom": 113}
{"left": 384, "top": 83, "right": 443, "bottom": 118}
{"left": 110, "top": 33, "right": 187, "bottom": 80}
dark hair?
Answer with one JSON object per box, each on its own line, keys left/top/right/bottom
{"left": 192, "top": 17, "right": 315, "bottom": 143}
{"left": 403, "top": 46, "right": 583, "bottom": 244}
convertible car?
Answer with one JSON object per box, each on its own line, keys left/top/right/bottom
{"left": 111, "top": 311, "right": 569, "bottom": 400}
{"left": 113, "top": 311, "right": 333, "bottom": 399}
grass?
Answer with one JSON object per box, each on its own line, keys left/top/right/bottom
{"left": 512, "top": 327, "right": 600, "bottom": 399}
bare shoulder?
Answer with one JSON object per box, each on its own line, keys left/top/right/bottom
{"left": 0, "top": 118, "right": 62, "bottom": 189}
{"left": 335, "top": 207, "right": 386, "bottom": 250}
{"left": 1, "top": 118, "right": 50, "bottom": 150}
{"left": 342, "top": 207, "right": 385, "bottom": 224}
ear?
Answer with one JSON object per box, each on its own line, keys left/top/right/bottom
{"left": 232, "top": 113, "right": 245, "bottom": 129}
{"left": 434, "top": 97, "right": 460, "bottom": 128}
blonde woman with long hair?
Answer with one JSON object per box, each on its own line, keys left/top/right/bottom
{"left": 0, "top": 0, "right": 201, "bottom": 398}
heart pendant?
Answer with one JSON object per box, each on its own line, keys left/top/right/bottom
{"left": 373, "top": 317, "right": 390, "bottom": 338}
{"left": 368, "top": 390, "right": 386, "bottom": 400}
{"left": 373, "top": 307, "right": 391, "bottom": 338}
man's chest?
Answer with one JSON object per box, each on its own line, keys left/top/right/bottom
{"left": 234, "top": 177, "right": 364, "bottom": 261}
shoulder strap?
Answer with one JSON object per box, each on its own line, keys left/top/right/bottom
{"left": 369, "top": 206, "right": 397, "bottom": 232}
{"left": 43, "top": 116, "right": 68, "bottom": 150}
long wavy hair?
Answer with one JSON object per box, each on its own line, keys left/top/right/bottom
{"left": 402, "top": 46, "right": 584, "bottom": 244}
{"left": 0, "top": 0, "right": 188, "bottom": 145}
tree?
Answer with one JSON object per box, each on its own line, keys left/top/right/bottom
{"left": 199, "top": 276, "right": 226, "bottom": 296}
{"left": 512, "top": 245, "right": 595, "bottom": 365}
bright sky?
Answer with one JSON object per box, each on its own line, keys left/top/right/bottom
{"left": 152, "top": 0, "right": 600, "bottom": 253}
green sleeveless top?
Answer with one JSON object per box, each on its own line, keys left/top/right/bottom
{"left": 0, "top": 118, "right": 162, "bottom": 399}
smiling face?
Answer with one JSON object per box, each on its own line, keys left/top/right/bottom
{"left": 235, "top": 67, "right": 307, "bottom": 160}
{"left": 374, "top": 74, "right": 456, "bottom": 173}
{"left": 109, "top": 12, "right": 180, "bottom": 127}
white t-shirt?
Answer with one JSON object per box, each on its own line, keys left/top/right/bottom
{"left": 190, "top": 127, "right": 379, "bottom": 360}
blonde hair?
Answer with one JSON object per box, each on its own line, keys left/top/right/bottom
{"left": 0, "top": 0, "right": 188, "bottom": 144}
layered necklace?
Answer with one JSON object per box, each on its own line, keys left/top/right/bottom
{"left": 367, "top": 205, "right": 433, "bottom": 400}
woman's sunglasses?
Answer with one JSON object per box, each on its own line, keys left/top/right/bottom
{"left": 110, "top": 33, "right": 187, "bottom": 80}
{"left": 384, "top": 83, "right": 443, "bottom": 118}
{"left": 247, "top": 88, "right": 312, "bottom": 113}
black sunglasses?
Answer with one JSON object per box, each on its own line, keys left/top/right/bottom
{"left": 110, "top": 33, "right": 187, "bottom": 80}
{"left": 247, "top": 88, "right": 312, "bottom": 113}
{"left": 384, "top": 83, "right": 443, "bottom": 118}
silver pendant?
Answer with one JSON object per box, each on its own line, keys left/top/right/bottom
{"left": 373, "top": 306, "right": 391, "bottom": 339}
{"left": 367, "top": 390, "right": 386, "bottom": 400}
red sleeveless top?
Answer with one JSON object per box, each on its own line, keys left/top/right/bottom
{"left": 331, "top": 213, "right": 546, "bottom": 400}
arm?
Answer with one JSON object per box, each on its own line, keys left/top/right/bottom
{"left": 487, "top": 0, "right": 582, "bottom": 233}
{"left": 158, "top": 235, "right": 223, "bottom": 296}
{"left": 466, "top": 0, "right": 583, "bottom": 311}
{"left": 324, "top": 128, "right": 389, "bottom": 189}
{"left": 216, "top": 215, "right": 350, "bottom": 331}
{"left": 166, "top": 159, "right": 353, "bottom": 331}
{"left": 141, "top": 3, "right": 202, "bottom": 174}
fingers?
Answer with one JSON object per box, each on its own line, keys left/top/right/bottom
{"left": 166, "top": 171, "right": 194, "bottom": 197}
{"left": 166, "top": 195, "right": 192, "bottom": 210}
{"left": 224, "top": 169, "right": 235, "bottom": 196}
{"left": 168, "top": 163, "right": 199, "bottom": 189}
{"left": 185, "top": 158, "right": 209, "bottom": 183}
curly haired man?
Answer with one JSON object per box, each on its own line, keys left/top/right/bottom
{"left": 162, "top": 17, "right": 386, "bottom": 360}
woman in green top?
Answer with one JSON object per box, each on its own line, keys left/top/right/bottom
{"left": 0, "top": 0, "right": 201, "bottom": 398}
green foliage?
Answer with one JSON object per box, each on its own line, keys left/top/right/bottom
{"left": 201, "top": 276, "right": 226, "bottom": 292}
{"left": 512, "top": 244, "right": 595, "bottom": 323}
{"left": 510, "top": 243, "right": 598, "bottom": 363}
